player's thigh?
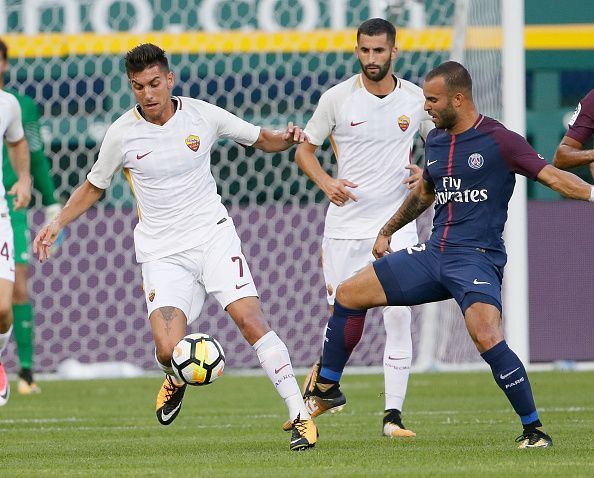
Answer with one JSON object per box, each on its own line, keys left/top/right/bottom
{"left": 372, "top": 243, "right": 452, "bottom": 306}
{"left": 442, "top": 250, "right": 503, "bottom": 314}
{"left": 202, "top": 225, "right": 259, "bottom": 310}
{"left": 321, "top": 237, "right": 377, "bottom": 305}
{"left": 142, "top": 256, "right": 201, "bottom": 353}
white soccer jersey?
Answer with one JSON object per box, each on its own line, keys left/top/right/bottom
{"left": 0, "top": 90, "right": 25, "bottom": 214}
{"left": 305, "top": 74, "right": 433, "bottom": 239}
{"left": 87, "top": 97, "right": 261, "bottom": 263}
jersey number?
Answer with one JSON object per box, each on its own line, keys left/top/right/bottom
{"left": 232, "top": 256, "right": 244, "bottom": 277}
{"left": 0, "top": 242, "right": 9, "bottom": 261}
{"left": 406, "top": 244, "right": 426, "bottom": 255}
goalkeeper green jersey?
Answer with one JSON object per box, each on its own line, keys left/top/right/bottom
{"left": 2, "top": 88, "right": 57, "bottom": 206}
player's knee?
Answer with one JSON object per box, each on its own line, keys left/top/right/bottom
{"left": 0, "top": 301, "right": 11, "bottom": 324}
{"left": 154, "top": 340, "right": 176, "bottom": 364}
{"left": 12, "top": 283, "right": 29, "bottom": 304}
{"left": 335, "top": 283, "right": 352, "bottom": 306}
{"left": 471, "top": 328, "right": 503, "bottom": 352}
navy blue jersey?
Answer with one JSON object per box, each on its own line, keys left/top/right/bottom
{"left": 423, "top": 115, "right": 546, "bottom": 264}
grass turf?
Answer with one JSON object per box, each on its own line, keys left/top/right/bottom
{"left": 1, "top": 370, "right": 592, "bottom": 477}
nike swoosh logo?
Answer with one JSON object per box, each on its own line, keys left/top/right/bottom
{"left": 275, "top": 364, "right": 290, "bottom": 374}
{"left": 473, "top": 279, "right": 491, "bottom": 285}
{"left": 136, "top": 151, "right": 152, "bottom": 160}
{"left": 161, "top": 402, "right": 182, "bottom": 421}
{"left": 350, "top": 120, "right": 367, "bottom": 126}
{"left": 388, "top": 356, "right": 407, "bottom": 361}
{"left": 427, "top": 160, "right": 438, "bottom": 166}
{"left": 235, "top": 282, "right": 251, "bottom": 289}
{"left": 500, "top": 367, "right": 521, "bottom": 380}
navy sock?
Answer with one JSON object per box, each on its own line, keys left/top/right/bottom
{"left": 481, "top": 340, "right": 540, "bottom": 426}
{"left": 318, "top": 300, "right": 366, "bottom": 383}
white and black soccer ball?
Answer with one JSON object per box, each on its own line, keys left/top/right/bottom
{"left": 171, "top": 333, "right": 225, "bottom": 386}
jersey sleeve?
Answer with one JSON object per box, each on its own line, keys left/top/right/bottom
{"left": 20, "top": 95, "right": 44, "bottom": 153}
{"left": 565, "top": 89, "right": 594, "bottom": 145}
{"left": 303, "top": 90, "right": 336, "bottom": 146}
{"left": 201, "top": 101, "right": 261, "bottom": 146}
{"left": 496, "top": 129, "right": 547, "bottom": 180}
{"left": 4, "top": 94, "right": 24, "bottom": 143}
{"left": 86, "top": 124, "right": 124, "bottom": 189}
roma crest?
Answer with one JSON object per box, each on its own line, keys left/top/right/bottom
{"left": 397, "top": 115, "right": 410, "bottom": 132}
{"left": 185, "top": 134, "right": 201, "bottom": 152}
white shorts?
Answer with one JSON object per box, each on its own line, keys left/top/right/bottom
{"left": 0, "top": 214, "right": 15, "bottom": 282}
{"left": 322, "top": 229, "right": 418, "bottom": 305}
{"left": 141, "top": 224, "right": 258, "bottom": 324}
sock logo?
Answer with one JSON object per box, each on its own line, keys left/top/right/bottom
{"left": 500, "top": 367, "right": 520, "bottom": 380}
{"left": 504, "top": 376, "right": 525, "bottom": 389}
{"left": 274, "top": 364, "right": 290, "bottom": 374}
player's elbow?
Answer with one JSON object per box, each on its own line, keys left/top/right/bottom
{"left": 552, "top": 149, "right": 569, "bottom": 169}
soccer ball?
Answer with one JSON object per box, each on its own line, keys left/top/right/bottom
{"left": 171, "top": 333, "right": 225, "bottom": 386}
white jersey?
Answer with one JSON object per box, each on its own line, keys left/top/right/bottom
{"left": 305, "top": 74, "right": 433, "bottom": 239}
{"left": 0, "top": 90, "right": 25, "bottom": 215}
{"left": 87, "top": 97, "right": 260, "bottom": 263}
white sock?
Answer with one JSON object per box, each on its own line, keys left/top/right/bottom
{"left": 154, "top": 348, "right": 183, "bottom": 385}
{"left": 0, "top": 325, "right": 12, "bottom": 356}
{"left": 253, "top": 331, "right": 310, "bottom": 421}
{"left": 382, "top": 306, "right": 413, "bottom": 412}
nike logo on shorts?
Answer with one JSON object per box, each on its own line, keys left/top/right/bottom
{"left": 500, "top": 367, "right": 521, "bottom": 380}
{"left": 350, "top": 120, "right": 367, "bottom": 126}
{"left": 235, "top": 282, "right": 250, "bottom": 290}
{"left": 473, "top": 279, "right": 491, "bottom": 285}
{"left": 427, "top": 160, "right": 438, "bottom": 166}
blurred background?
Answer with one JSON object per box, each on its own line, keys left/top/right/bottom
{"left": 1, "top": 0, "right": 592, "bottom": 374}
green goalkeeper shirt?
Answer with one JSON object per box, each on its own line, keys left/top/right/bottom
{"left": 2, "top": 88, "right": 57, "bottom": 206}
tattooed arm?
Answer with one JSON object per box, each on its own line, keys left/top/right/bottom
{"left": 372, "top": 178, "right": 435, "bottom": 258}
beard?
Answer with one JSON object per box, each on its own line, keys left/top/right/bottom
{"left": 433, "top": 103, "right": 458, "bottom": 130}
{"left": 359, "top": 57, "right": 392, "bottom": 82}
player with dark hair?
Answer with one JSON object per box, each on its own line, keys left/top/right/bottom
{"left": 34, "top": 43, "right": 317, "bottom": 451}
{"left": 304, "top": 60, "right": 594, "bottom": 448}
{"left": 0, "top": 37, "right": 62, "bottom": 395}
{"left": 553, "top": 89, "right": 594, "bottom": 177}
{"left": 293, "top": 18, "right": 432, "bottom": 437}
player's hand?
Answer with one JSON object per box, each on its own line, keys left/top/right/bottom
{"left": 403, "top": 164, "right": 423, "bottom": 190}
{"left": 373, "top": 233, "right": 393, "bottom": 259}
{"left": 33, "top": 220, "right": 62, "bottom": 263}
{"left": 282, "top": 122, "right": 307, "bottom": 144}
{"left": 322, "top": 177, "right": 358, "bottom": 206}
{"left": 8, "top": 175, "right": 32, "bottom": 210}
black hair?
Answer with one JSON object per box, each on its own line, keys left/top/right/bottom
{"left": 426, "top": 61, "right": 473, "bottom": 98}
{"left": 357, "top": 18, "right": 396, "bottom": 46}
{"left": 125, "top": 43, "right": 169, "bottom": 75}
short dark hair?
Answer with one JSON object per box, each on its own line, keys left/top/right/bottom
{"left": 357, "top": 18, "right": 396, "bottom": 46}
{"left": 125, "top": 43, "right": 169, "bottom": 76}
{"left": 0, "top": 38, "right": 7, "bottom": 61}
{"left": 426, "top": 61, "right": 473, "bottom": 98}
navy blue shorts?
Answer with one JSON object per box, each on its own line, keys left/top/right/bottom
{"left": 373, "top": 243, "right": 503, "bottom": 313}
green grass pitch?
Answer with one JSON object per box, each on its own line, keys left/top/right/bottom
{"left": 1, "top": 370, "right": 592, "bottom": 477}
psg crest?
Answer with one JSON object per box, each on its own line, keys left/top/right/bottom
{"left": 397, "top": 115, "right": 410, "bottom": 132}
{"left": 185, "top": 134, "right": 201, "bottom": 152}
{"left": 468, "top": 153, "right": 484, "bottom": 169}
